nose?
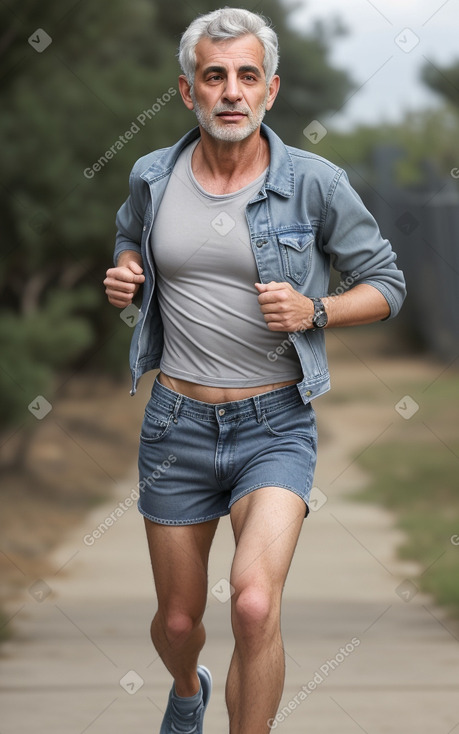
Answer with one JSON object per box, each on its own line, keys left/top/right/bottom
{"left": 222, "top": 73, "right": 243, "bottom": 104}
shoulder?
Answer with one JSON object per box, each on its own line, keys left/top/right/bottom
{"left": 129, "top": 128, "right": 201, "bottom": 181}
{"left": 129, "top": 146, "right": 171, "bottom": 179}
{"left": 287, "top": 144, "right": 344, "bottom": 179}
{"left": 284, "top": 145, "right": 348, "bottom": 204}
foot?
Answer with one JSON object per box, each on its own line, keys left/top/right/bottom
{"left": 160, "top": 666, "right": 212, "bottom": 734}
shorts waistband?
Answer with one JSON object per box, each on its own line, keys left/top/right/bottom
{"left": 151, "top": 376, "right": 303, "bottom": 422}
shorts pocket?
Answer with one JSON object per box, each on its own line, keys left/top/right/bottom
{"left": 140, "top": 400, "right": 174, "bottom": 443}
{"left": 262, "top": 402, "right": 316, "bottom": 441}
{"left": 278, "top": 232, "right": 314, "bottom": 286}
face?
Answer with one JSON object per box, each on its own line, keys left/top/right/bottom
{"left": 179, "top": 35, "right": 279, "bottom": 143}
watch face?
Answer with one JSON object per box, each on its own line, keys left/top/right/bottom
{"left": 314, "top": 311, "right": 328, "bottom": 328}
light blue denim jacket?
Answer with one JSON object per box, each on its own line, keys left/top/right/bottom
{"left": 114, "top": 123, "right": 406, "bottom": 401}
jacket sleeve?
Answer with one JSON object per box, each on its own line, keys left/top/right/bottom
{"left": 321, "top": 169, "right": 406, "bottom": 318}
{"left": 113, "top": 160, "right": 148, "bottom": 266}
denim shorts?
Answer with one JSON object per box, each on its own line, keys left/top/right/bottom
{"left": 137, "top": 377, "right": 317, "bottom": 525}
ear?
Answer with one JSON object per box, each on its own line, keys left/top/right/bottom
{"left": 179, "top": 75, "right": 195, "bottom": 110}
{"left": 265, "top": 74, "right": 280, "bottom": 112}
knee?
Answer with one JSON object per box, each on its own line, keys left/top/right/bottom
{"left": 157, "top": 609, "right": 199, "bottom": 646}
{"left": 232, "top": 585, "right": 275, "bottom": 637}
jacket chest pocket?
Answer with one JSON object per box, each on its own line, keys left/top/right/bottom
{"left": 278, "top": 233, "right": 314, "bottom": 286}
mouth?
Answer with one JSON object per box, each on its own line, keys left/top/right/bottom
{"left": 216, "top": 111, "right": 247, "bottom": 122}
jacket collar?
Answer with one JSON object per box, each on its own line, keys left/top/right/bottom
{"left": 140, "top": 123, "right": 295, "bottom": 198}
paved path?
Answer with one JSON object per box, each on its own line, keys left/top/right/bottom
{"left": 2, "top": 357, "right": 459, "bottom": 734}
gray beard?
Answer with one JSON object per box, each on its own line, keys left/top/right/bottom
{"left": 191, "top": 91, "right": 269, "bottom": 142}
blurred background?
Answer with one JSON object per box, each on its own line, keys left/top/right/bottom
{"left": 1, "top": 0, "right": 459, "bottom": 640}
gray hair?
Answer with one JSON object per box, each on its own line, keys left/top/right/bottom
{"left": 178, "top": 7, "right": 279, "bottom": 86}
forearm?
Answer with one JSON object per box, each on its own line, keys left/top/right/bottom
{"left": 116, "top": 249, "right": 143, "bottom": 268}
{"left": 322, "top": 283, "right": 390, "bottom": 328}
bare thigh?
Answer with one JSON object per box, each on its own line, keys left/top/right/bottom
{"left": 230, "top": 486, "right": 306, "bottom": 601}
{"left": 143, "top": 517, "right": 220, "bottom": 618}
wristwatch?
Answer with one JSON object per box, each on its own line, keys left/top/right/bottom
{"left": 310, "top": 297, "right": 328, "bottom": 329}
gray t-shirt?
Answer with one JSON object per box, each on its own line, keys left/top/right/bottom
{"left": 150, "top": 139, "right": 302, "bottom": 387}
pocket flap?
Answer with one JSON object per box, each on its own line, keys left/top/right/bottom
{"left": 278, "top": 234, "right": 314, "bottom": 252}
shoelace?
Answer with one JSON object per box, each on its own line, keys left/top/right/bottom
{"left": 170, "top": 699, "right": 202, "bottom": 734}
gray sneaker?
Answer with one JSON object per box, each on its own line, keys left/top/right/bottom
{"left": 160, "top": 665, "right": 212, "bottom": 734}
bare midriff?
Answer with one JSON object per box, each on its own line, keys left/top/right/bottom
{"left": 158, "top": 372, "right": 298, "bottom": 404}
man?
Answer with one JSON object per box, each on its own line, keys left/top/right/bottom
{"left": 104, "top": 8, "right": 406, "bottom": 733}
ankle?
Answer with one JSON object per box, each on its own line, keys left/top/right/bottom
{"left": 174, "top": 672, "right": 201, "bottom": 698}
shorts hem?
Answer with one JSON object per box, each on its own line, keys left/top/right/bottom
{"left": 229, "top": 483, "right": 310, "bottom": 517}
{"left": 137, "top": 501, "right": 230, "bottom": 526}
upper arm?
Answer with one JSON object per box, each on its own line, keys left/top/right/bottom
{"left": 321, "top": 170, "right": 406, "bottom": 318}
{"left": 113, "top": 163, "right": 147, "bottom": 266}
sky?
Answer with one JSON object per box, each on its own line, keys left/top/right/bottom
{"left": 286, "top": 0, "right": 459, "bottom": 130}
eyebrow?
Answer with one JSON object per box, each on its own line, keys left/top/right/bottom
{"left": 202, "top": 64, "right": 263, "bottom": 78}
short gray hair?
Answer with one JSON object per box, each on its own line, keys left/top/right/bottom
{"left": 178, "top": 7, "right": 279, "bottom": 86}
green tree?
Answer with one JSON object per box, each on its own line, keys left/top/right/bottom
{"left": 422, "top": 57, "right": 459, "bottom": 108}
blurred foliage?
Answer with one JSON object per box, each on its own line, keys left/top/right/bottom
{"left": 307, "top": 55, "right": 459, "bottom": 190}
{"left": 310, "top": 106, "right": 459, "bottom": 188}
{"left": 0, "top": 288, "right": 95, "bottom": 426}
{"left": 0, "top": 0, "right": 353, "bottom": 437}
{"left": 422, "top": 56, "right": 459, "bottom": 109}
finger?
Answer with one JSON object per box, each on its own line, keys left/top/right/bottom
{"left": 257, "top": 291, "right": 289, "bottom": 306}
{"left": 261, "top": 312, "right": 286, "bottom": 323}
{"left": 105, "top": 267, "right": 144, "bottom": 284}
{"left": 128, "top": 261, "right": 144, "bottom": 275}
{"left": 132, "top": 273, "right": 145, "bottom": 284}
{"left": 255, "top": 281, "right": 291, "bottom": 292}
{"left": 105, "top": 290, "right": 136, "bottom": 307}
{"left": 259, "top": 304, "right": 289, "bottom": 317}
{"left": 127, "top": 264, "right": 145, "bottom": 283}
{"left": 108, "top": 294, "right": 132, "bottom": 308}
{"left": 104, "top": 278, "right": 137, "bottom": 294}
{"left": 266, "top": 321, "right": 288, "bottom": 332}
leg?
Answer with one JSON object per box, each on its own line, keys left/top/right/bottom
{"left": 226, "top": 487, "right": 306, "bottom": 734}
{"left": 143, "top": 516, "right": 219, "bottom": 696}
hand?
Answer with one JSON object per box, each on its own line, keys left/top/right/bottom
{"left": 255, "top": 281, "right": 314, "bottom": 332}
{"left": 104, "top": 260, "right": 145, "bottom": 308}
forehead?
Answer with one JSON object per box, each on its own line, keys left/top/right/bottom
{"left": 194, "top": 35, "right": 265, "bottom": 73}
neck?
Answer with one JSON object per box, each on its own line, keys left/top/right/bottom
{"left": 192, "top": 126, "right": 269, "bottom": 185}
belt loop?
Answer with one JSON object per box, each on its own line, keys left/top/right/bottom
{"left": 173, "top": 395, "right": 182, "bottom": 423}
{"left": 252, "top": 394, "right": 263, "bottom": 423}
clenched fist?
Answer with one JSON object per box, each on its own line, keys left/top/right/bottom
{"left": 255, "top": 281, "right": 314, "bottom": 332}
{"left": 104, "top": 259, "right": 145, "bottom": 308}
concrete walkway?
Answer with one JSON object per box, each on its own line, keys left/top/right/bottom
{"left": 1, "top": 360, "right": 459, "bottom": 733}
